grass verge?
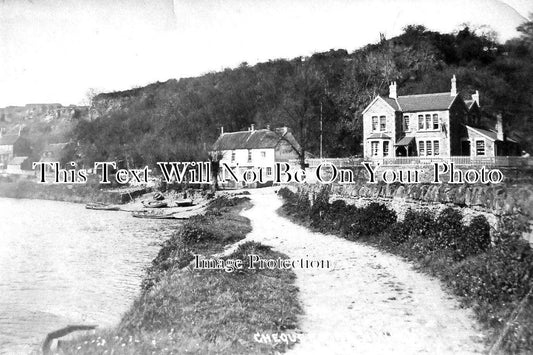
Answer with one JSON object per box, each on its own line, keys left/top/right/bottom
{"left": 60, "top": 195, "right": 301, "bottom": 354}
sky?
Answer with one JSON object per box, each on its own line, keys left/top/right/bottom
{"left": 0, "top": 0, "right": 532, "bottom": 107}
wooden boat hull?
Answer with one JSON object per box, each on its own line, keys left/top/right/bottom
{"left": 132, "top": 211, "right": 176, "bottom": 219}
{"left": 175, "top": 199, "right": 194, "bottom": 207}
{"left": 85, "top": 203, "right": 120, "bottom": 211}
{"left": 142, "top": 201, "right": 168, "bottom": 208}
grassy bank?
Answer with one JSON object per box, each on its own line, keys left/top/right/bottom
{"left": 278, "top": 187, "right": 533, "bottom": 355}
{"left": 61, "top": 195, "right": 302, "bottom": 354}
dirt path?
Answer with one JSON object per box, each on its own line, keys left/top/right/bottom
{"left": 226, "top": 188, "right": 487, "bottom": 355}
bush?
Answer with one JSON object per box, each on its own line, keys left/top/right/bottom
{"left": 461, "top": 215, "right": 491, "bottom": 257}
{"left": 339, "top": 203, "right": 396, "bottom": 239}
{"left": 381, "top": 221, "right": 411, "bottom": 246}
{"left": 310, "top": 187, "right": 331, "bottom": 231}
{"left": 403, "top": 208, "right": 436, "bottom": 239}
{"left": 447, "top": 237, "right": 533, "bottom": 353}
{"left": 433, "top": 207, "right": 464, "bottom": 259}
{"left": 206, "top": 195, "right": 250, "bottom": 211}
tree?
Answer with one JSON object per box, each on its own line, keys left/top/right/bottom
{"left": 279, "top": 60, "right": 325, "bottom": 168}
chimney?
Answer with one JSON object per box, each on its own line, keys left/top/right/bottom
{"left": 220, "top": 126, "right": 224, "bottom": 135}
{"left": 251, "top": 124, "right": 255, "bottom": 131}
{"left": 496, "top": 114, "right": 504, "bottom": 141}
{"left": 472, "top": 90, "right": 479, "bottom": 106}
{"left": 451, "top": 75, "right": 457, "bottom": 96}
{"left": 389, "top": 82, "right": 397, "bottom": 99}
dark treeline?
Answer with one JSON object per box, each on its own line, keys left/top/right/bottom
{"left": 72, "top": 22, "right": 533, "bottom": 167}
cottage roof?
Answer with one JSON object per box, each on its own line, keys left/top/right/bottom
{"left": 465, "top": 126, "right": 519, "bottom": 143}
{"left": 212, "top": 129, "right": 301, "bottom": 152}
{"left": 0, "top": 135, "right": 21, "bottom": 145}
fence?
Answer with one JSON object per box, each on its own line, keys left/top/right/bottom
{"left": 290, "top": 156, "right": 533, "bottom": 168}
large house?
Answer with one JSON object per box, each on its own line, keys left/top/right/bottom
{"left": 362, "top": 76, "right": 520, "bottom": 160}
{"left": 211, "top": 125, "right": 301, "bottom": 186}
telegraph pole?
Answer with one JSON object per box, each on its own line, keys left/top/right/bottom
{"left": 320, "top": 100, "right": 323, "bottom": 160}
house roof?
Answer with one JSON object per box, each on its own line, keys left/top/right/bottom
{"left": 0, "top": 135, "right": 21, "bottom": 145}
{"left": 465, "top": 126, "right": 519, "bottom": 143}
{"left": 367, "top": 133, "right": 391, "bottom": 139}
{"left": 212, "top": 129, "right": 301, "bottom": 152}
{"left": 396, "top": 93, "right": 458, "bottom": 112}
{"left": 381, "top": 97, "right": 401, "bottom": 111}
{"left": 369, "top": 93, "right": 460, "bottom": 113}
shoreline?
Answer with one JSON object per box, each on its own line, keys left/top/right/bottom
{"left": 0, "top": 179, "right": 147, "bottom": 205}
{"left": 55, "top": 194, "right": 302, "bottom": 354}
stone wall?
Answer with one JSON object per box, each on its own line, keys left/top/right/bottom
{"left": 291, "top": 180, "right": 533, "bottom": 243}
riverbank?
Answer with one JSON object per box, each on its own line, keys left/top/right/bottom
{"left": 59, "top": 195, "right": 302, "bottom": 354}
{"left": 0, "top": 178, "right": 147, "bottom": 204}
{"left": 278, "top": 186, "right": 533, "bottom": 354}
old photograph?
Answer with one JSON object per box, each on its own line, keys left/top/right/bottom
{"left": 1, "top": 0, "right": 533, "bottom": 354}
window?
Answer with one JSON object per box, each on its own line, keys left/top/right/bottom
{"left": 476, "top": 141, "right": 485, "bottom": 156}
{"left": 379, "top": 116, "right": 386, "bottom": 131}
{"left": 426, "top": 141, "right": 432, "bottom": 156}
{"left": 371, "top": 142, "right": 379, "bottom": 156}
{"left": 383, "top": 141, "right": 389, "bottom": 156}
{"left": 418, "top": 115, "right": 424, "bottom": 130}
{"left": 434, "top": 140, "right": 440, "bottom": 156}
{"left": 403, "top": 115, "right": 410, "bottom": 131}
{"left": 247, "top": 149, "right": 252, "bottom": 162}
{"left": 425, "top": 114, "right": 431, "bottom": 130}
{"left": 266, "top": 167, "right": 272, "bottom": 176}
{"left": 372, "top": 116, "right": 378, "bottom": 131}
{"left": 419, "top": 140, "right": 425, "bottom": 156}
{"left": 231, "top": 151, "right": 235, "bottom": 162}
{"left": 433, "top": 114, "right": 439, "bottom": 130}
{"left": 261, "top": 151, "right": 266, "bottom": 158}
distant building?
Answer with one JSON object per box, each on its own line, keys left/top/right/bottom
{"left": 39, "top": 142, "right": 71, "bottom": 174}
{"left": 0, "top": 134, "right": 31, "bottom": 169}
{"left": 211, "top": 125, "right": 301, "bottom": 187}
{"left": 6, "top": 156, "right": 33, "bottom": 175}
{"left": 362, "top": 76, "right": 520, "bottom": 160}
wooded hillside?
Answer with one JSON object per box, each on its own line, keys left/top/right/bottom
{"left": 72, "top": 23, "right": 533, "bottom": 167}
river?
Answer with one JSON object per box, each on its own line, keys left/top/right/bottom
{"left": 0, "top": 198, "right": 180, "bottom": 354}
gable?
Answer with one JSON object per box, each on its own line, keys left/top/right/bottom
{"left": 362, "top": 96, "right": 398, "bottom": 116}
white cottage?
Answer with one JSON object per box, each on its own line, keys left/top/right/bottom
{"left": 211, "top": 125, "right": 301, "bottom": 186}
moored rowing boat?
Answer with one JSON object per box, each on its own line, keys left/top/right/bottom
{"left": 131, "top": 210, "right": 176, "bottom": 219}
{"left": 85, "top": 203, "right": 120, "bottom": 211}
